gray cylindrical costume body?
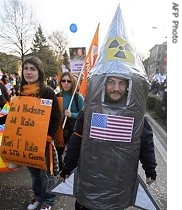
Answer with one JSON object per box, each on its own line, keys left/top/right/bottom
{"left": 75, "top": 72, "right": 149, "bottom": 210}
{"left": 74, "top": 5, "right": 150, "bottom": 210}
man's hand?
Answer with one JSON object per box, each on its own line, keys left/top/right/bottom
{"left": 59, "top": 170, "right": 70, "bottom": 183}
{"left": 146, "top": 177, "right": 155, "bottom": 185}
{"left": 57, "top": 174, "right": 69, "bottom": 183}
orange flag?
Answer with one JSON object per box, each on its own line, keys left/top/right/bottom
{"left": 79, "top": 23, "right": 100, "bottom": 97}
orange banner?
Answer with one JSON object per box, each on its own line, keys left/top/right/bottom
{"left": 79, "top": 23, "right": 99, "bottom": 97}
{"left": 0, "top": 96, "right": 52, "bottom": 170}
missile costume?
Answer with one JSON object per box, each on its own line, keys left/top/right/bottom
{"left": 60, "top": 4, "right": 157, "bottom": 210}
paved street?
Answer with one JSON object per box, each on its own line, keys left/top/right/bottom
{"left": 0, "top": 114, "right": 167, "bottom": 210}
{"left": 0, "top": 166, "right": 76, "bottom": 210}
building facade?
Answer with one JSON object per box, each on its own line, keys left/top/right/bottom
{"left": 144, "top": 42, "right": 167, "bottom": 82}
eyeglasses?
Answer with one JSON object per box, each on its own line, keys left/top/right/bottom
{"left": 61, "top": 79, "right": 71, "bottom": 83}
{"left": 106, "top": 79, "right": 127, "bottom": 87}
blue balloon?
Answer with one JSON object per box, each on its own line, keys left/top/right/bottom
{"left": 70, "top": 23, "right": 77, "bottom": 33}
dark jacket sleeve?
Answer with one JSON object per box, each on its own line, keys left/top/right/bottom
{"left": 140, "top": 117, "right": 157, "bottom": 180}
{"left": 40, "top": 86, "right": 61, "bottom": 139}
{"left": 60, "top": 110, "right": 84, "bottom": 178}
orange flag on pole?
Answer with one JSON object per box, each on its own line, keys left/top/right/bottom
{"left": 79, "top": 23, "right": 100, "bottom": 97}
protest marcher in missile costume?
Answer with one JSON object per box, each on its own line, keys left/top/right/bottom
{"left": 59, "top": 5, "right": 157, "bottom": 210}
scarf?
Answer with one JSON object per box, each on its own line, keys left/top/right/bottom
{"left": 21, "top": 82, "right": 40, "bottom": 96}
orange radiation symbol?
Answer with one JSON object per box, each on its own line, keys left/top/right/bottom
{"left": 105, "top": 37, "right": 135, "bottom": 64}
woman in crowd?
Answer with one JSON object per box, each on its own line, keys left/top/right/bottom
{"left": 19, "top": 56, "right": 61, "bottom": 210}
{"left": 55, "top": 71, "right": 84, "bottom": 170}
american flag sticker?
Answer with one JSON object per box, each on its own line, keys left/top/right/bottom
{"left": 90, "top": 113, "right": 134, "bottom": 142}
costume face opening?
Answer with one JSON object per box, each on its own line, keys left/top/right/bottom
{"left": 102, "top": 75, "right": 130, "bottom": 108}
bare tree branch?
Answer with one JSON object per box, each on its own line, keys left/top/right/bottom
{"left": 48, "top": 30, "right": 69, "bottom": 57}
{"left": 0, "top": 0, "right": 38, "bottom": 61}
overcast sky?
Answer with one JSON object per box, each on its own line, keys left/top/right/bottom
{"left": 23, "top": 0, "right": 167, "bottom": 58}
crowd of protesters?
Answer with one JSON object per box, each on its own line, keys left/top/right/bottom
{"left": 150, "top": 70, "right": 167, "bottom": 98}
{"left": 0, "top": 70, "right": 20, "bottom": 98}
{"left": 0, "top": 3, "right": 163, "bottom": 209}
{"left": 150, "top": 70, "right": 167, "bottom": 126}
{"left": 0, "top": 57, "right": 158, "bottom": 210}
